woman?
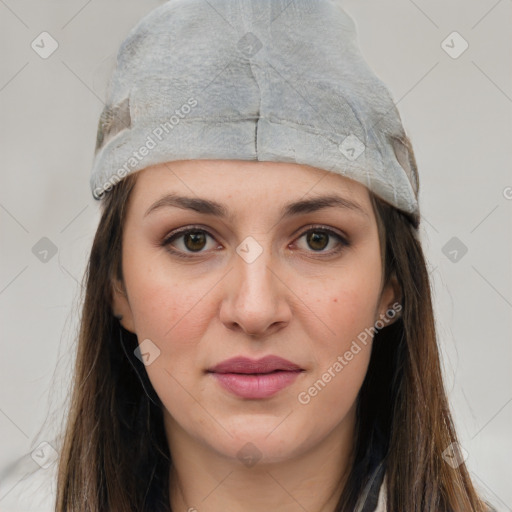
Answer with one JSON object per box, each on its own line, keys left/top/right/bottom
{"left": 0, "top": 1, "right": 497, "bottom": 511}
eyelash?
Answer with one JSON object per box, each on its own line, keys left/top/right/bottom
{"left": 161, "top": 224, "right": 350, "bottom": 260}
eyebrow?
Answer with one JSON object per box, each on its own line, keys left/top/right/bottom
{"left": 144, "top": 193, "right": 369, "bottom": 221}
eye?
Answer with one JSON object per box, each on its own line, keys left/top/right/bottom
{"left": 161, "top": 225, "right": 350, "bottom": 259}
{"left": 162, "top": 226, "right": 217, "bottom": 258}
{"left": 293, "top": 226, "right": 349, "bottom": 256}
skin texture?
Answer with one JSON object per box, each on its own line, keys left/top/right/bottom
{"left": 112, "top": 159, "right": 401, "bottom": 512}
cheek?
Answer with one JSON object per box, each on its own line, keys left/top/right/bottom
{"left": 123, "top": 240, "right": 213, "bottom": 343}
{"left": 296, "top": 297, "right": 375, "bottom": 428}
{"left": 295, "top": 252, "right": 382, "bottom": 410}
{"left": 300, "top": 249, "right": 382, "bottom": 355}
{"left": 124, "top": 259, "right": 212, "bottom": 409}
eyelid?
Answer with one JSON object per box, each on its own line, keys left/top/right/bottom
{"left": 291, "top": 224, "right": 349, "bottom": 244}
{"left": 162, "top": 224, "right": 220, "bottom": 245}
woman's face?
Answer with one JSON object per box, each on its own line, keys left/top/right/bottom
{"left": 112, "top": 159, "right": 400, "bottom": 466}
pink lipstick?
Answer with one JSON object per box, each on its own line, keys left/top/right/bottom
{"left": 207, "top": 355, "right": 304, "bottom": 399}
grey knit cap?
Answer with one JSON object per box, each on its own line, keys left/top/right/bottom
{"left": 91, "top": 0, "right": 420, "bottom": 226}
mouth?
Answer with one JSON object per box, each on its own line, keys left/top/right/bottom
{"left": 206, "top": 356, "right": 305, "bottom": 399}
{"left": 208, "top": 371, "right": 304, "bottom": 399}
{"left": 207, "top": 369, "right": 304, "bottom": 375}
{"left": 210, "top": 369, "right": 302, "bottom": 374}
{"left": 207, "top": 355, "right": 304, "bottom": 375}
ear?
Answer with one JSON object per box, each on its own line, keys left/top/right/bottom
{"left": 376, "top": 272, "right": 403, "bottom": 327}
{"left": 111, "top": 277, "right": 136, "bottom": 333}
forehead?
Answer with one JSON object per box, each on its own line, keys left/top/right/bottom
{"left": 133, "top": 160, "right": 372, "bottom": 212}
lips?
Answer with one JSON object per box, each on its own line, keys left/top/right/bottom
{"left": 207, "top": 356, "right": 304, "bottom": 399}
{"left": 207, "top": 355, "right": 303, "bottom": 375}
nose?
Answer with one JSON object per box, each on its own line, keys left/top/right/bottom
{"left": 219, "top": 237, "right": 292, "bottom": 339}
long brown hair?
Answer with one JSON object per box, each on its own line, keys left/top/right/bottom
{"left": 55, "top": 156, "right": 494, "bottom": 511}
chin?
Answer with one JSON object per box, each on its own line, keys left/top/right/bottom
{"left": 209, "top": 424, "right": 313, "bottom": 467}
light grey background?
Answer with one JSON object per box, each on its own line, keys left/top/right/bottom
{"left": 0, "top": 0, "right": 511, "bottom": 510}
